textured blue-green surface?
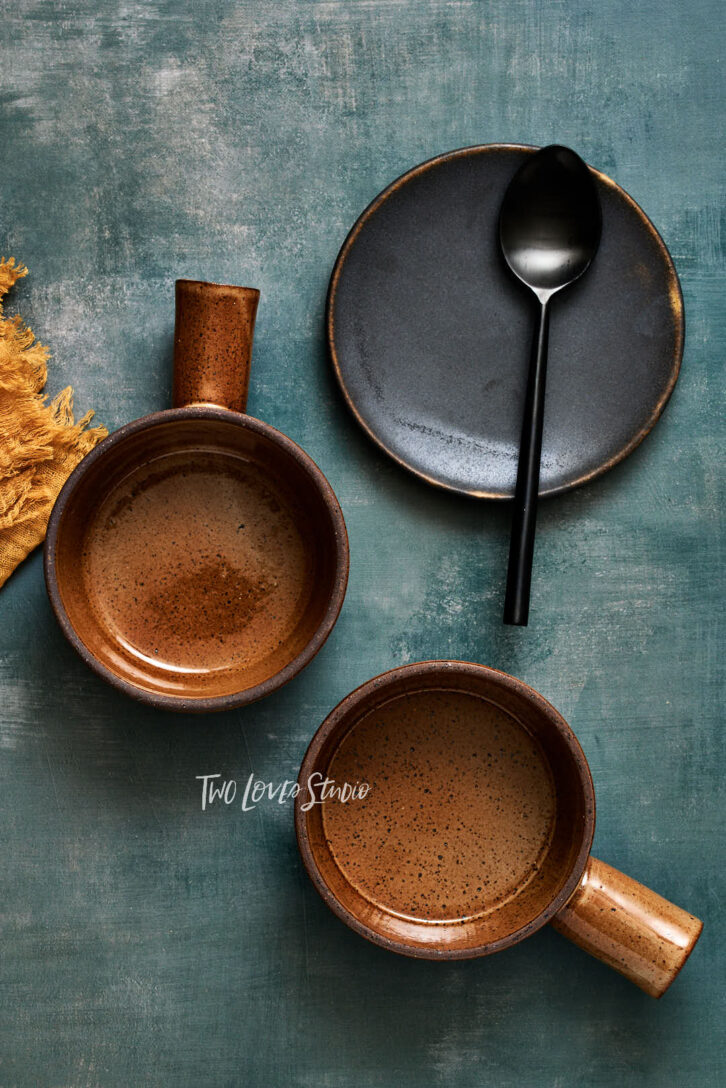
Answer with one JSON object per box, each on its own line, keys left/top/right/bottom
{"left": 1, "top": 2, "right": 724, "bottom": 1085}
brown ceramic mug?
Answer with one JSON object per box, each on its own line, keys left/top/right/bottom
{"left": 295, "top": 661, "right": 702, "bottom": 997}
{"left": 45, "top": 280, "right": 349, "bottom": 712}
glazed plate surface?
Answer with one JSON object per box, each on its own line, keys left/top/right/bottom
{"left": 328, "top": 144, "right": 683, "bottom": 498}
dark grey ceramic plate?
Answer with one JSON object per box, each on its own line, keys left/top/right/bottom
{"left": 327, "top": 144, "right": 683, "bottom": 498}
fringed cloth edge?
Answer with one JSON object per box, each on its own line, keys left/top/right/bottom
{"left": 0, "top": 258, "right": 108, "bottom": 587}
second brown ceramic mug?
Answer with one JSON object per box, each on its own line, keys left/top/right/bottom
{"left": 45, "top": 280, "right": 349, "bottom": 711}
{"left": 296, "top": 661, "right": 702, "bottom": 997}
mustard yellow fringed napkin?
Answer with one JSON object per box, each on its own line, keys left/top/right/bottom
{"left": 0, "top": 258, "right": 108, "bottom": 588}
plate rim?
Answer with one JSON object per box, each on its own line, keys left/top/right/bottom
{"left": 326, "top": 142, "right": 685, "bottom": 500}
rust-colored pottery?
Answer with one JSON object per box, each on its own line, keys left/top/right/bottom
{"left": 295, "top": 661, "right": 702, "bottom": 997}
{"left": 45, "top": 280, "right": 349, "bottom": 712}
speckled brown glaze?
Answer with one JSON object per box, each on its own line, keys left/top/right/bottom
{"left": 173, "top": 279, "right": 259, "bottom": 412}
{"left": 82, "top": 449, "right": 315, "bottom": 683}
{"left": 297, "top": 662, "right": 593, "bottom": 957}
{"left": 44, "top": 281, "right": 348, "bottom": 712}
{"left": 296, "top": 661, "right": 702, "bottom": 995}
{"left": 322, "top": 690, "right": 556, "bottom": 922}
{"left": 551, "top": 857, "right": 703, "bottom": 998}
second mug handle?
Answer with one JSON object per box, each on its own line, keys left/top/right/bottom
{"left": 550, "top": 856, "right": 702, "bottom": 998}
{"left": 173, "top": 279, "right": 260, "bottom": 413}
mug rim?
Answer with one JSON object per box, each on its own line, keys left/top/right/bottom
{"left": 295, "top": 660, "right": 596, "bottom": 959}
{"left": 44, "top": 404, "right": 349, "bottom": 713}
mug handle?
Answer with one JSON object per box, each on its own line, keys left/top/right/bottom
{"left": 173, "top": 279, "right": 260, "bottom": 412}
{"left": 550, "top": 857, "right": 702, "bottom": 997}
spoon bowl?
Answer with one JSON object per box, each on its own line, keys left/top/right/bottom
{"left": 500, "top": 145, "right": 602, "bottom": 298}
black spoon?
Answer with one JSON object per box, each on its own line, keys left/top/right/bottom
{"left": 499, "top": 145, "right": 602, "bottom": 625}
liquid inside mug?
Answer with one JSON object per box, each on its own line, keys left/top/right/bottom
{"left": 296, "top": 661, "right": 702, "bottom": 997}
{"left": 45, "top": 280, "right": 349, "bottom": 712}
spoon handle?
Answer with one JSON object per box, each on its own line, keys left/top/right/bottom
{"left": 504, "top": 300, "right": 550, "bottom": 626}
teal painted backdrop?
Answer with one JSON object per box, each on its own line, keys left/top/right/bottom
{"left": 2, "top": 1, "right": 723, "bottom": 1085}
